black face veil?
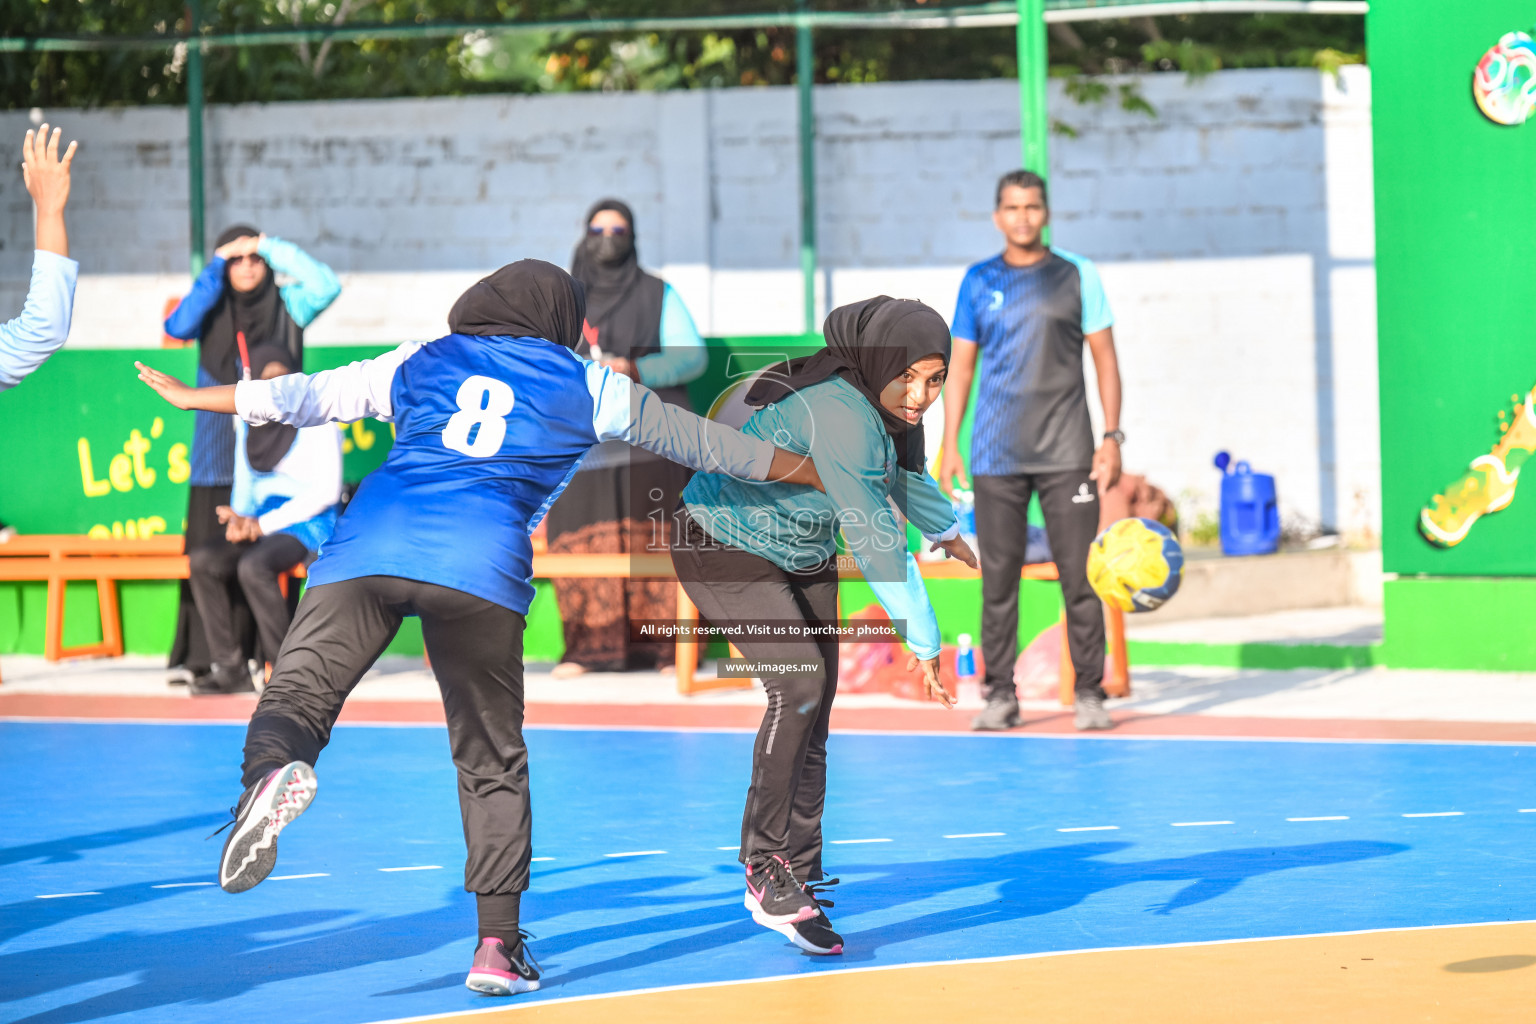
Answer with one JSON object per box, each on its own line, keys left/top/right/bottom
{"left": 448, "top": 259, "right": 587, "bottom": 350}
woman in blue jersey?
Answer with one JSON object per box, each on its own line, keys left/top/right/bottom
{"left": 673, "top": 296, "right": 976, "bottom": 956}
{"left": 135, "top": 260, "right": 823, "bottom": 998}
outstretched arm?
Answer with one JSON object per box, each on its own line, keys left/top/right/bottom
{"left": 0, "top": 126, "right": 80, "bottom": 392}
{"left": 136, "top": 362, "right": 236, "bottom": 412}
{"left": 588, "top": 362, "right": 823, "bottom": 490}
{"left": 24, "top": 124, "right": 75, "bottom": 259}
{"left": 137, "top": 341, "right": 421, "bottom": 425}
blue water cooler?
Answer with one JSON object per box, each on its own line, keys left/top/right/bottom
{"left": 1214, "top": 452, "right": 1280, "bottom": 556}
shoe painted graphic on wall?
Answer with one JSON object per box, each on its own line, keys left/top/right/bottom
{"left": 1420, "top": 390, "right": 1536, "bottom": 547}
{"left": 1474, "top": 31, "right": 1536, "bottom": 126}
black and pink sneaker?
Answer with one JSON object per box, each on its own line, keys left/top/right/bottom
{"left": 744, "top": 854, "right": 818, "bottom": 926}
{"left": 465, "top": 935, "right": 541, "bottom": 996}
{"left": 216, "top": 761, "right": 317, "bottom": 894}
{"left": 767, "top": 909, "right": 845, "bottom": 955}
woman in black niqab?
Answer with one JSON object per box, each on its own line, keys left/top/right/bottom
{"left": 547, "top": 201, "right": 705, "bottom": 677}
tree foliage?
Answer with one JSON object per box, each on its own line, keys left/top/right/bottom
{"left": 2, "top": 1, "right": 1365, "bottom": 110}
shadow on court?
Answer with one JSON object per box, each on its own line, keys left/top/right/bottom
{"left": 0, "top": 813, "right": 226, "bottom": 868}
{"left": 529, "top": 839, "right": 1407, "bottom": 989}
{"left": 0, "top": 840, "right": 1406, "bottom": 1021}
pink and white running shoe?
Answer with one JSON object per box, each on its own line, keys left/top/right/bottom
{"left": 465, "top": 935, "right": 541, "bottom": 996}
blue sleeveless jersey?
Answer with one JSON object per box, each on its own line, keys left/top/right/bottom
{"left": 307, "top": 334, "right": 600, "bottom": 614}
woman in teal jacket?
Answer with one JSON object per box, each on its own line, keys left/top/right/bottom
{"left": 673, "top": 296, "right": 975, "bottom": 957}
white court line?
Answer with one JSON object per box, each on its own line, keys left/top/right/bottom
{"left": 1287, "top": 816, "right": 1349, "bottom": 822}
{"left": 1171, "top": 821, "right": 1234, "bottom": 827}
{"left": 1521, "top": 809, "right": 1536, "bottom": 813}
{"left": 1058, "top": 826, "right": 1119, "bottom": 833}
{"left": 151, "top": 882, "right": 216, "bottom": 889}
{"left": 15, "top": 717, "right": 1536, "bottom": 749}
{"left": 531, "top": 857, "right": 555, "bottom": 862}
{"left": 717, "top": 845, "right": 740, "bottom": 850}
{"left": 603, "top": 850, "right": 666, "bottom": 858}
{"left": 944, "top": 832, "right": 1006, "bottom": 839}
{"left": 268, "top": 873, "right": 329, "bottom": 880}
{"left": 360, "top": 918, "right": 1536, "bottom": 1024}
{"left": 829, "top": 838, "right": 891, "bottom": 845}
{"left": 35, "top": 891, "right": 100, "bottom": 899}
{"left": 379, "top": 865, "right": 442, "bottom": 872}
{"left": 1402, "top": 812, "right": 1464, "bottom": 818}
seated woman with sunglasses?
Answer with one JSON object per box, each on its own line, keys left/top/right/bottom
{"left": 544, "top": 199, "right": 710, "bottom": 679}
{"left": 162, "top": 225, "right": 341, "bottom": 692}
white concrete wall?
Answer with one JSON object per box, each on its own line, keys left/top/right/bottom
{"left": 0, "top": 67, "right": 1378, "bottom": 539}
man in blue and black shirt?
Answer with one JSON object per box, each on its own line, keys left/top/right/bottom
{"left": 939, "top": 169, "right": 1125, "bottom": 732}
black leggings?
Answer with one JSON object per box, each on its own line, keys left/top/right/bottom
{"left": 241, "top": 575, "right": 532, "bottom": 896}
{"left": 671, "top": 514, "right": 840, "bottom": 883}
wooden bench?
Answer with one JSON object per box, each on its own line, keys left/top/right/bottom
{"left": 0, "top": 536, "right": 1128, "bottom": 706}
{"left": 0, "top": 534, "right": 304, "bottom": 672}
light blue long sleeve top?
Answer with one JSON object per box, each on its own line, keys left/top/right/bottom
{"left": 163, "top": 236, "right": 341, "bottom": 340}
{"left": 0, "top": 250, "right": 78, "bottom": 392}
{"left": 635, "top": 284, "right": 708, "bottom": 390}
{"left": 682, "top": 375, "right": 959, "bottom": 659}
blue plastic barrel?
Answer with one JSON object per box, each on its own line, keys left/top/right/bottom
{"left": 1219, "top": 459, "right": 1280, "bottom": 556}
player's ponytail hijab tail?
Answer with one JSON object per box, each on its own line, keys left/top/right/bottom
{"left": 745, "top": 295, "right": 950, "bottom": 472}
{"left": 448, "top": 259, "right": 587, "bottom": 351}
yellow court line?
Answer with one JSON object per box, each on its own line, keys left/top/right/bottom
{"left": 383, "top": 921, "right": 1536, "bottom": 1024}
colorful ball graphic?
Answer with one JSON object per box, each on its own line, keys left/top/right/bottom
{"left": 1086, "top": 517, "right": 1184, "bottom": 614}
{"left": 1474, "top": 31, "right": 1536, "bottom": 126}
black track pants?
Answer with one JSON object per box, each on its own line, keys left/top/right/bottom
{"left": 188, "top": 532, "right": 308, "bottom": 668}
{"left": 672, "top": 514, "right": 840, "bottom": 883}
{"left": 241, "top": 575, "right": 532, "bottom": 895}
{"left": 974, "top": 471, "right": 1105, "bottom": 701}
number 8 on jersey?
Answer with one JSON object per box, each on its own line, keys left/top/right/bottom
{"left": 442, "top": 375, "right": 516, "bottom": 457}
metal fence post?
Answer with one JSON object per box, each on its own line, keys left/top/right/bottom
{"left": 186, "top": 0, "right": 206, "bottom": 275}
{"left": 797, "top": 0, "right": 817, "bottom": 338}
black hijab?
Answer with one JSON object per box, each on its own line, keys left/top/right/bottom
{"left": 569, "top": 198, "right": 666, "bottom": 361}
{"left": 201, "top": 223, "right": 301, "bottom": 386}
{"left": 243, "top": 344, "right": 299, "bottom": 473}
{"left": 745, "top": 296, "right": 951, "bottom": 472}
{"left": 448, "top": 259, "right": 586, "bottom": 350}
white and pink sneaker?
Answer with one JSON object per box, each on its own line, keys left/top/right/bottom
{"left": 217, "top": 761, "right": 317, "bottom": 893}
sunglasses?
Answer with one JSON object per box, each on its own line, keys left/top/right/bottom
{"left": 227, "top": 254, "right": 265, "bottom": 266}
{"left": 587, "top": 225, "right": 630, "bottom": 237}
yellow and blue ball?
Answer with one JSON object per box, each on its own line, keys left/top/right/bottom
{"left": 1086, "top": 517, "right": 1184, "bottom": 613}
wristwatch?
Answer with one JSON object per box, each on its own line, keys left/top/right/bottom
{"left": 1102, "top": 429, "right": 1126, "bottom": 445}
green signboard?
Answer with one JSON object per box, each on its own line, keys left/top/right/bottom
{"left": 1374, "top": 0, "right": 1536, "bottom": 575}
{"left": 0, "top": 346, "right": 397, "bottom": 537}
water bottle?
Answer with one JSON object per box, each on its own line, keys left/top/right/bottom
{"left": 955, "top": 633, "right": 980, "bottom": 703}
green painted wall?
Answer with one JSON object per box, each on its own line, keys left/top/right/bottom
{"left": 1373, "top": 1, "right": 1536, "bottom": 576}
{"left": 1382, "top": 576, "right": 1536, "bottom": 671}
